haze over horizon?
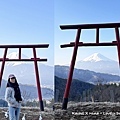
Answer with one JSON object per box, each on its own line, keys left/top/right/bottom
{"left": 56, "top": 52, "right": 119, "bottom": 66}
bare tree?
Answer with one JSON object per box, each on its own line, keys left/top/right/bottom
{"left": 21, "top": 90, "right": 31, "bottom": 100}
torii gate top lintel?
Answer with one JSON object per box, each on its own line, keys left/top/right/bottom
{"left": 60, "top": 22, "right": 120, "bottom": 30}
{"left": 0, "top": 44, "right": 49, "bottom": 48}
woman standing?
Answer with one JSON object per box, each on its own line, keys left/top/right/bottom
{"left": 5, "top": 74, "right": 23, "bottom": 120}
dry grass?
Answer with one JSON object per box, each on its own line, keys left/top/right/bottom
{"left": 54, "top": 102, "right": 120, "bottom": 120}
{"left": 0, "top": 107, "right": 54, "bottom": 120}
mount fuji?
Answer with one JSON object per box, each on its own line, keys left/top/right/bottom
{"left": 75, "top": 53, "right": 119, "bottom": 75}
{"left": 2, "top": 52, "right": 54, "bottom": 88}
{"left": 81, "top": 53, "right": 113, "bottom": 62}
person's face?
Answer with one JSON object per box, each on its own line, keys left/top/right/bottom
{"left": 10, "top": 77, "right": 15, "bottom": 83}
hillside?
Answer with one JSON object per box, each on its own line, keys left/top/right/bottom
{"left": 0, "top": 79, "right": 53, "bottom": 100}
{"left": 84, "top": 84, "right": 120, "bottom": 102}
{"left": 55, "top": 76, "right": 120, "bottom": 103}
{"left": 55, "top": 65, "right": 120, "bottom": 85}
{"left": 54, "top": 76, "right": 94, "bottom": 102}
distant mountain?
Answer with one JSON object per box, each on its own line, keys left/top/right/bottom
{"left": 81, "top": 53, "right": 113, "bottom": 62}
{"left": 0, "top": 79, "right": 53, "bottom": 100}
{"left": 6, "top": 52, "right": 28, "bottom": 66}
{"left": 3, "top": 52, "right": 54, "bottom": 88}
{"left": 55, "top": 65, "right": 120, "bottom": 85}
{"left": 55, "top": 76, "right": 94, "bottom": 102}
{"left": 75, "top": 53, "right": 119, "bottom": 75}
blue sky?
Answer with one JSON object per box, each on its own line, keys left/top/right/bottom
{"left": 0, "top": 1, "right": 120, "bottom": 66}
{"left": 55, "top": 0, "right": 120, "bottom": 65}
{"left": 0, "top": 0, "right": 54, "bottom": 66}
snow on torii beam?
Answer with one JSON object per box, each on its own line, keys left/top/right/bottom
{"left": 0, "top": 44, "right": 49, "bottom": 111}
{"left": 60, "top": 22, "right": 120, "bottom": 110}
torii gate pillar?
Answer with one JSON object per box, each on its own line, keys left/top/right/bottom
{"left": 62, "top": 28, "right": 81, "bottom": 109}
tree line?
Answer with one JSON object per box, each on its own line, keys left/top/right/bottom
{"left": 80, "top": 83, "right": 120, "bottom": 102}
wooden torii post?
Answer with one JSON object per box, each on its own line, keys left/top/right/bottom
{"left": 0, "top": 44, "right": 49, "bottom": 111}
{"left": 60, "top": 22, "right": 120, "bottom": 109}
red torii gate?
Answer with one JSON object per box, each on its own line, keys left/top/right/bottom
{"left": 0, "top": 44, "right": 49, "bottom": 111}
{"left": 60, "top": 22, "right": 120, "bottom": 109}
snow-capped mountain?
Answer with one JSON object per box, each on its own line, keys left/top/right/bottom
{"left": 3, "top": 52, "right": 54, "bottom": 88}
{"left": 0, "top": 79, "right": 53, "bottom": 100}
{"left": 55, "top": 65, "right": 120, "bottom": 85}
{"left": 7, "top": 52, "right": 28, "bottom": 59}
{"left": 6, "top": 52, "right": 28, "bottom": 66}
{"left": 75, "top": 53, "right": 119, "bottom": 75}
{"left": 82, "top": 53, "right": 113, "bottom": 62}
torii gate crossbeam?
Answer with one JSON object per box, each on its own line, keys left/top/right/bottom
{"left": 60, "top": 22, "right": 120, "bottom": 109}
{"left": 0, "top": 44, "right": 49, "bottom": 111}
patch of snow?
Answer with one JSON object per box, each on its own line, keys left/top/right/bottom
{"left": 39, "top": 114, "right": 42, "bottom": 120}
{"left": 108, "top": 81, "right": 120, "bottom": 86}
{"left": 82, "top": 53, "right": 113, "bottom": 62}
{"left": 4, "top": 111, "right": 8, "bottom": 118}
{"left": 22, "top": 113, "right": 26, "bottom": 120}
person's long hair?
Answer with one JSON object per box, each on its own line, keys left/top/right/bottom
{"left": 6, "top": 77, "right": 22, "bottom": 102}
{"left": 6, "top": 77, "right": 19, "bottom": 87}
